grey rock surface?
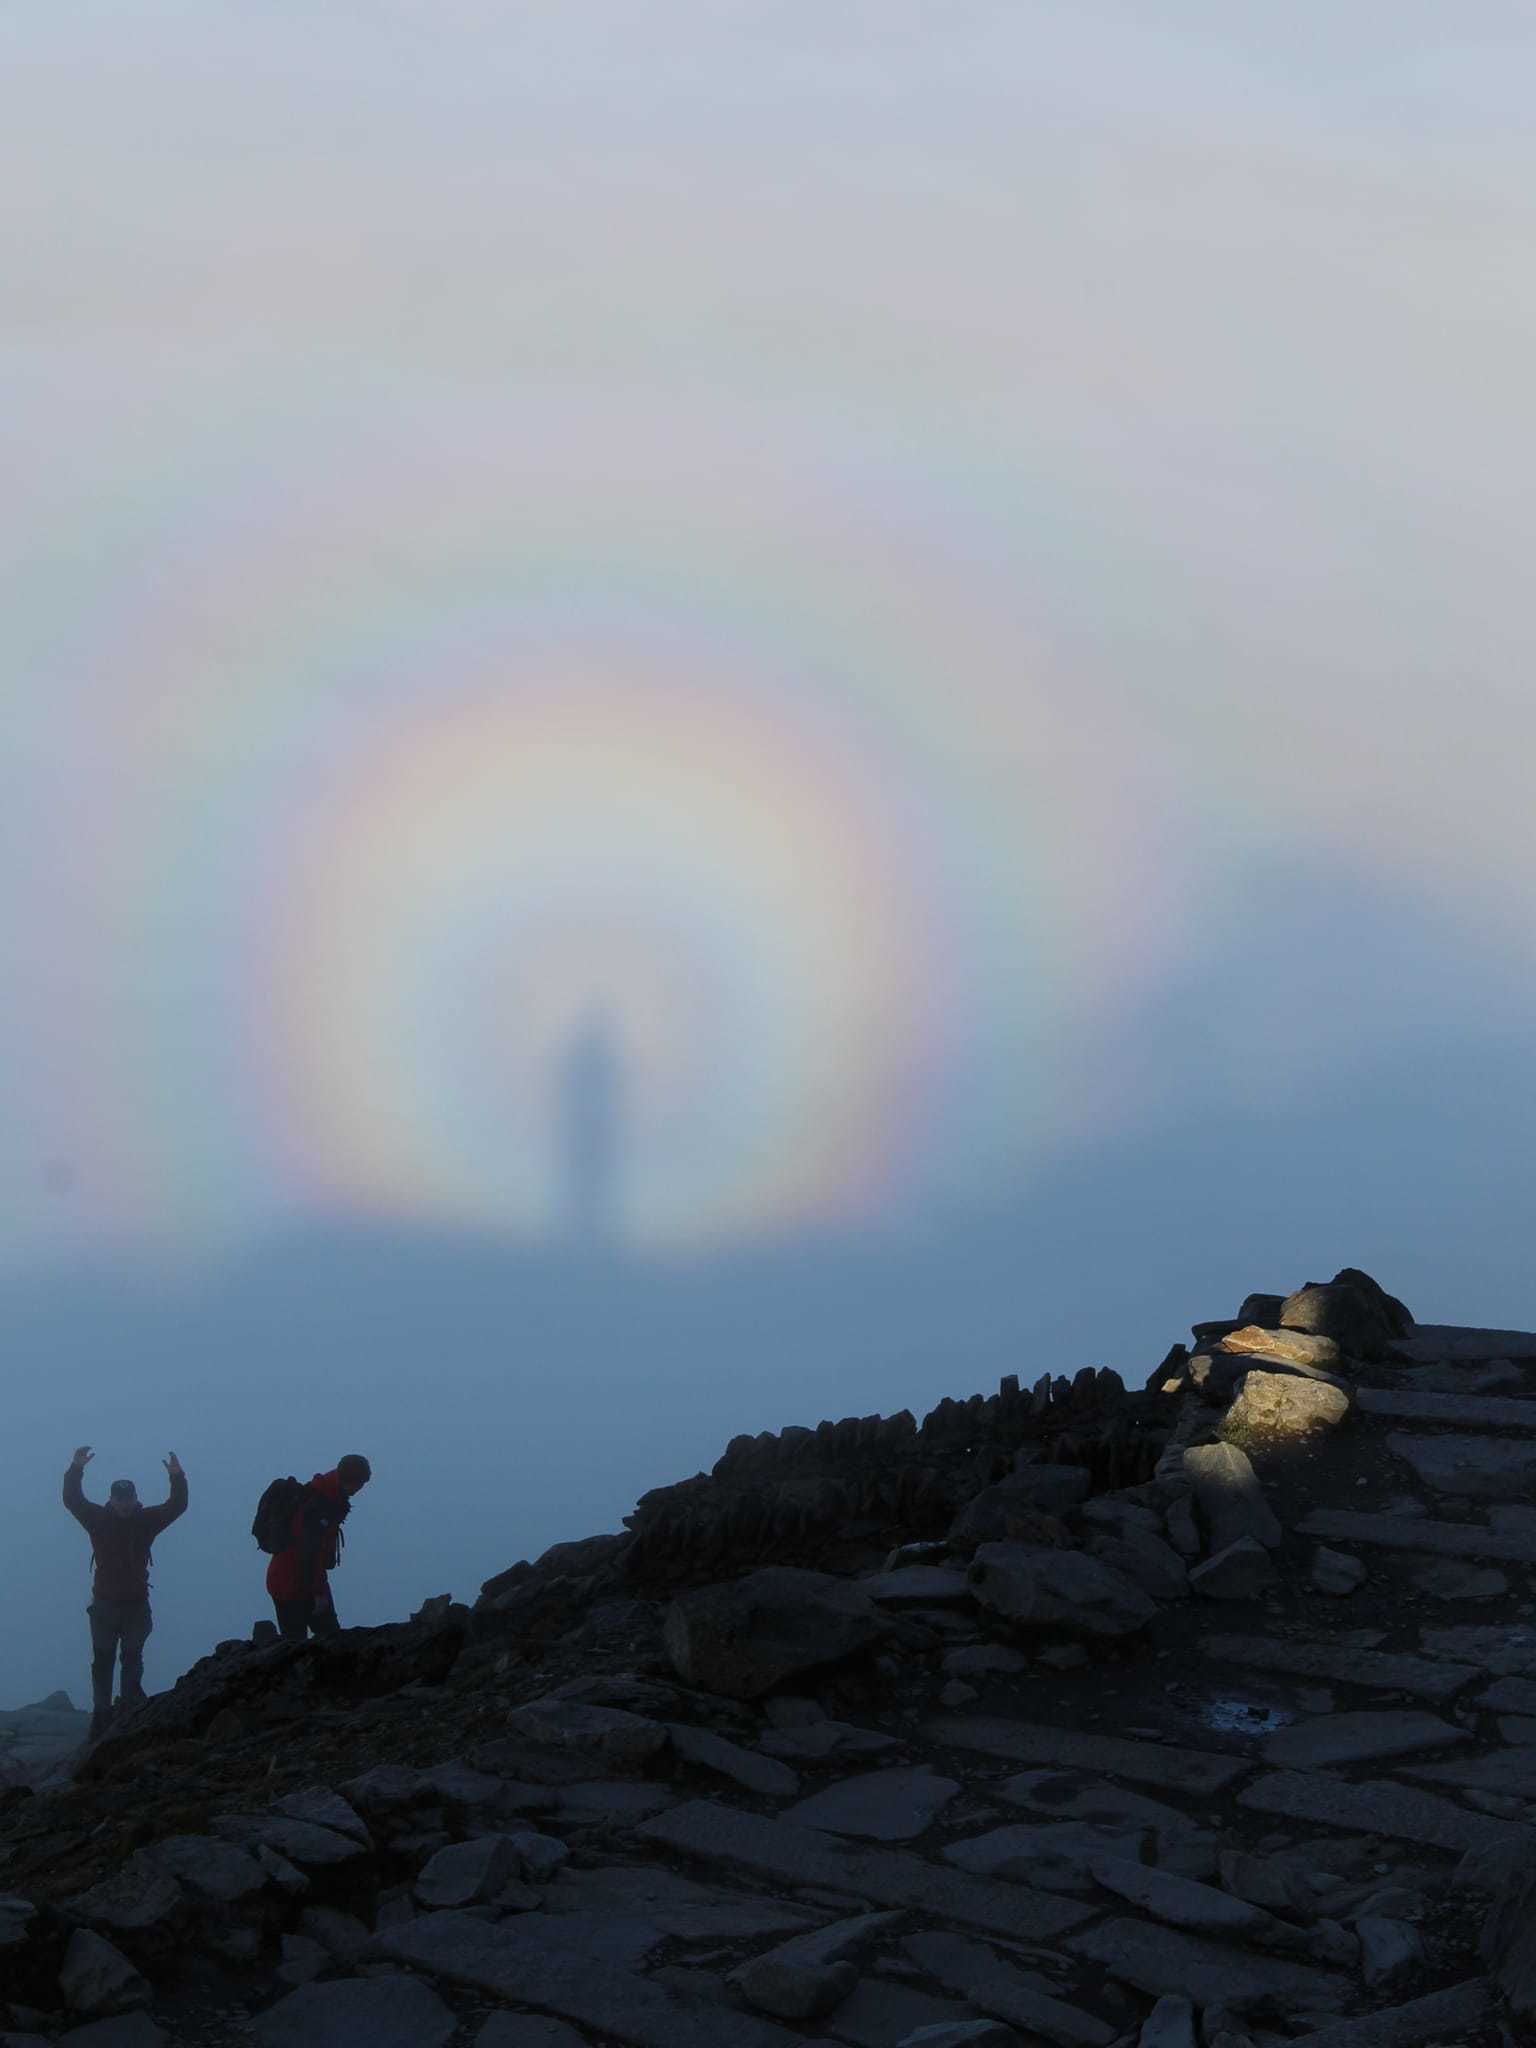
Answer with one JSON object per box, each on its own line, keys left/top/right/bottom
{"left": 1188, "top": 1537, "right": 1277, "bottom": 1599}
{"left": 1182, "top": 1443, "right": 1281, "bottom": 1550}
{"left": 663, "top": 1569, "right": 886, "bottom": 1700}
{"left": 1261, "top": 1709, "right": 1469, "bottom": 1769}
{"left": 60, "top": 1930, "right": 150, "bottom": 2017}
{"left": 1387, "top": 1430, "right": 1536, "bottom": 1498}
{"left": 668, "top": 1721, "right": 800, "bottom": 1796}
{"left": 247, "top": 1974, "right": 457, "bottom": 2048}
{"left": 968, "top": 1544, "right": 1156, "bottom": 1638}
{"left": 785, "top": 1766, "right": 961, "bottom": 1841}
{"left": 905, "top": 1929, "right": 1114, "bottom": 2044}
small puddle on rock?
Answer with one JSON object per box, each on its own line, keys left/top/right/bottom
{"left": 1200, "top": 1697, "right": 1295, "bottom": 1737}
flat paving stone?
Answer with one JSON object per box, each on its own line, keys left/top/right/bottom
{"left": 1064, "top": 1916, "right": 1348, "bottom": 2010}
{"left": 1479, "top": 1677, "right": 1536, "bottom": 1715}
{"left": 1394, "top": 1326, "right": 1536, "bottom": 1362}
{"left": 1409, "top": 1559, "right": 1508, "bottom": 1600}
{"left": 927, "top": 1717, "right": 1248, "bottom": 1795}
{"left": 904, "top": 1930, "right": 1115, "bottom": 2045}
{"left": 1387, "top": 1430, "right": 1536, "bottom": 1498}
{"left": 1356, "top": 1388, "right": 1536, "bottom": 1428}
{"left": 544, "top": 1864, "right": 819, "bottom": 1939}
{"left": 1196, "top": 1633, "right": 1481, "bottom": 1701}
{"left": 555, "top": 1781, "right": 679, "bottom": 1823}
{"left": 995, "top": 1772, "right": 1209, "bottom": 1855}
{"left": 1297, "top": 1508, "right": 1536, "bottom": 1565}
{"left": 942, "top": 1821, "right": 1149, "bottom": 1893}
{"left": 1280, "top": 1975, "right": 1495, "bottom": 2047}
{"left": 1237, "top": 1769, "right": 1533, "bottom": 1853}
{"left": 373, "top": 1911, "right": 803, "bottom": 2048}
{"left": 667, "top": 1724, "right": 800, "bottom": 1798}
{"left": 784, "top": 1767, "right": 961, "bottom": 1841}
{"left": 1419, "top": 1621, "right": 1536, "bottom": 1677}
{"left": 1260, "top": 1710, "right": 1470, "bottom": 1770}
{"left": 637, "top": 1800, "right": 1093, "bottom": 1941}
{"left": 1401, "top": 1751, "right": 1536, "bottom": 1796}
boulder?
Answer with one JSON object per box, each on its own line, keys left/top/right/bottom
{"left": 59, "top": 1929, "right": 150, "bottom": 2016}
{"left": 1280, "top": 1272, "right": 1410, "bottom": 1361}
{"left": 662, "top": 1569, "right": 886, "bottom": 1700}
{"left": 969, "top": 1543, "right": 1157, "bottom": 1638}
{"left": 735, "top": 1954, "right": 856, "bottom": 2020}
{"left": 1310, "top": 1547, "right": 1366, "bottom": 1596}
{"left": 1181, "top": 1444, "right": 1281, "bottom": 1551}
{"left": 1219, "top": 1327, "right": 1342, "bottom": 1374}
{"left": 415, "top": 1835, "right": 524, "bottom": 1909}
{"left": 1223, "top": 1371, "right": 1351, "bottom": 1442}
{"left": 1084, "top": 1532, "right": 1189, "bottom": 1601}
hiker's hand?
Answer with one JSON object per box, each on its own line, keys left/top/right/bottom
{"left": 71, "top": 1446, "right": 93, "bottom": 1469}
{"left": 164, "top": 1453, "right": 183, "bottom": 1478}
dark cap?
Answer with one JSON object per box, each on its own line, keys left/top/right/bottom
{"left": 109, "top": 1479, "right": 138, "bottom": 1502}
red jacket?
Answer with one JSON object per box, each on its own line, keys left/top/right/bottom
{"left": 64, "top": 1465, "right": 188, "bottom": 1603}
{"left": 265, "top": 1471, "right": 350, "bottom": 1603}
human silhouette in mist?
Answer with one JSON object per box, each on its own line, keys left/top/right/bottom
{"left": 62, "top": 1445, "right": 188, "bottom": 1738}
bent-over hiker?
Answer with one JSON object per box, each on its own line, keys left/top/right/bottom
{"left": 63, "top": 1444, "right": 188, "bottom": 1739}
{"left": 263, "top": 1454, "right": 371, "bottom": 1640}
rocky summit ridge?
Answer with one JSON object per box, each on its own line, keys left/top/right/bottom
{"left": 3, "top": 1266, "right": 1535, "bottom": 2048}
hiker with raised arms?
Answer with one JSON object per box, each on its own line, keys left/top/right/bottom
{"left": 255, "top": 1455, "right": 372, "bottom": 1640}
{"left": 62, "top": 1444, "right": 189, "bottom": 1738}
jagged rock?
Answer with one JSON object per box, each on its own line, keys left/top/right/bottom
{"left": 59, "top": 1929, "right": 150, "bottom": 2016}
{"left": 1477, "top": 1838, "right": 1536, "bottom": 2019}
{"left": 248, "top": 1973, "right": 457, "bottom": 2048}
{"left": 1310, "top": 1547, "right": 1366, "bottom": 1596}
{"left": 662, "top": 1569, "right": 887, "bottom": 1699}
{"left": 949, "top": 1474, "right": 1086, "bottom": 1549}
{"left": 68, "top": 1861, "right": 185, "bottom": 1941}
{"left": 415, "top": 1834, "right": 525, "bottom": 1908}
{"left": 784, "top": 1766, "right": 960, "bottom": 1841}
{"left": 968, "top": 1544, "right": 1156, "bottom": 1638}
{"left": 1078, "top": 1499, "right": 1161, "bottom": 1539}
{"left": 1356, "top": 1915, "right": 1423, "bottom": 1987}
{"left": 1188, "top": 1538, "right": 1277, "bottom": 1600}
{"left": 506, "top": 1697, "right": 668, "bottom": 1768}
{"left": 138, "top": 1832, "right": 269, "bottom": 1904}
{"left": 1181, "top": 1444, "right": 1281, "bottom": 1550}
{"left": 209, "top": 1813, "right": 369, "bottom": 1876}
{"left": 298, "top": 1906, "right": 371, "bottom": 1963}
{"left": 1223, "top": 1371, "right": 1351, "bottom": 1441}
{"left": 1137, "top": 1995, "right": 1197, "bottom": 2047}
{"left": 273, "top": 1787, "right": 370, "bottom": 1844}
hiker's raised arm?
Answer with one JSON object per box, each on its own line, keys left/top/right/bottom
{"left": 63, "top": 1445, "right": 98, "bottom": 1527}
{"left": 144, "top": 1451, "right": 189, "bottom": 1536}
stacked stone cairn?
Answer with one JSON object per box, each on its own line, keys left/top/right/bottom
{"left": 3, "top": 1264, "right": 1535, "bottom": 2047}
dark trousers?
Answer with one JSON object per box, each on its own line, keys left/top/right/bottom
{"left": 88, "top": 1598, "right": 153, "bottom": 1715}
{"left": 273, "top": 1597, "right": 340, "bottom": 1642}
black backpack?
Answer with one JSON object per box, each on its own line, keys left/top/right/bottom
{"left": 252, "top": 1476, "right": 309, "bottom": 1555}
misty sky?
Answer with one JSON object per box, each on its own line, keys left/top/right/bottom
{"left": 5, "top": 4, "right": 1536, "bottom": 1706}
